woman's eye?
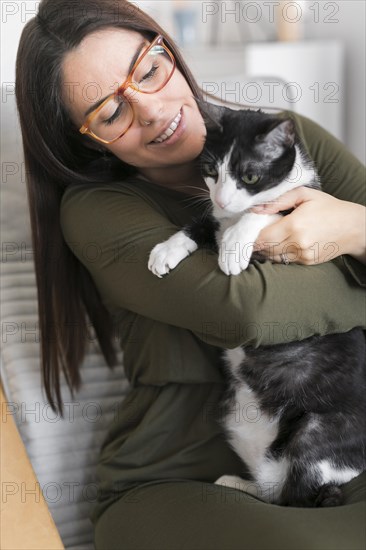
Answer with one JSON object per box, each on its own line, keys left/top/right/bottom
{"left": 139, "top": 64, "right": 159, "bottom": 83}
{"left": 203, "top": 163, "right": 218, "bottom": 179}
{"left": 102, "top": 99, "right": 126, "bottom": 126}
{"left": 104, "top": 105, "right": 122, "bottom": 126}
{"left": 242, "top": 174, "right": 260, "bottom": 185}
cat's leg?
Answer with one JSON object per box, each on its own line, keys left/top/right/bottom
{"left": 148, "top": 230, "right": 198, "bottom": 278}
{"left": 218, "top": 212, "right": 280, "bottom": 275}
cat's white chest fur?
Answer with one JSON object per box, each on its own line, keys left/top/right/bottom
{"left": 215, "top": 211, "right": 281, "bottom": 275}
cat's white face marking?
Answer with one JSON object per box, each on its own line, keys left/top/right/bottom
{"left": 205, "top": 146, "right": 257, "bottom": 216}
{"left": 204, "top": 145, "right": 248, "bottom": 218}
{"left": 204, "top": 145, "right": 319, "bottom": 219}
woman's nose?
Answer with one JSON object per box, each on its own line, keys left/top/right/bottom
{"left": 124, "top": 86, "right": 163, "bottom": 126}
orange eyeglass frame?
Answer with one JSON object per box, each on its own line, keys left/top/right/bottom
{"left": 78, "top": 34, "right": 176, "bottom": 144}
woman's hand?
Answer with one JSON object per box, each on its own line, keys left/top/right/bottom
{"left": 251, "top": 187, "right": 366, "bottom": 266}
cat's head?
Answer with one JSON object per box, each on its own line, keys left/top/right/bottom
{"left": 197, "top": 102, "right": 298, "bottom": 216}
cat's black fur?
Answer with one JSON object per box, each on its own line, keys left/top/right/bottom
{"left": 148, "top": 102, "right": 366, "bottom": 507}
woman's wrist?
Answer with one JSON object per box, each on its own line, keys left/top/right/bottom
{"left": 345, "top": 203, "right": 366, "bottom": 265}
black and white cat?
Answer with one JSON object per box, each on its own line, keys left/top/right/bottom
{"left": 148, "top": 103, "right": 366, "bottom": 507}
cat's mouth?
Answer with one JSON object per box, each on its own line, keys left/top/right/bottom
{"left": 149, "top": 110, "right": 183, "bottom": 145}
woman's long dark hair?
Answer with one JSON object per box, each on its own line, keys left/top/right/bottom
{"left": 15, "top": 0, "right": 203, "bottom": 415}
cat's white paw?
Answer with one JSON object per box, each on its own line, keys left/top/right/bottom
{"left": 215, "top": 475, "right": 255, "bottom": 493}
{"left": 215, "top": 475, "right": 243, "bottom": 487}
{"left": 148, "top": 231, "right": 198, "bottom": 278}
{"left": 218, "top": 226, "right": 254, "bottom": 275}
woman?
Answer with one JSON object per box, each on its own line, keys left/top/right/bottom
{"left": 15, "top": 0, "right": 365, "bottom": 548}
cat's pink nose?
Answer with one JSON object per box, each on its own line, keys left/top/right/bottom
{"left": 215, "top": 198, "right": 228, "bottom": 209}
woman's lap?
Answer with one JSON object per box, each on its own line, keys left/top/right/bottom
{"left": 94, "top": 473, "right": 366, "bottom": 550}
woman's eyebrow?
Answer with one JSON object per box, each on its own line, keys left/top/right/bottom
{"left": 83, "top": 40, "right": 147, "bottom": 118}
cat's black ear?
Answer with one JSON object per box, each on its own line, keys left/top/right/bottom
{"left": 255, "top": 118, "right": 296, "bottom": 158}
{"left": 194, "top": 97, "right": 226, "bottom": 132}
{"left": 262, "top": 118, "right": 296, "bottom": 147}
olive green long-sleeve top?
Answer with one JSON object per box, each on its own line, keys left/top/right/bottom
{"left": 60, "top": 113, "right": 366, "bottom": 522}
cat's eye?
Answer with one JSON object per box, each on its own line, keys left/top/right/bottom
{"left": 242, "top": 174, "right": 260, "bottom": 185}
{"left": 202, "top": 163, "right": 218, "bottom": 179}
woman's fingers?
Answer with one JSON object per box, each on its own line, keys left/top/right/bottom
{"left": 250, "top": 186, "right": 317, "bottom": 214}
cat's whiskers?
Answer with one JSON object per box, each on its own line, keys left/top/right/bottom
{"left": 181, "top": 195, "right": 211, "bottom": 210}
{"left": 180, "top": 184, "right": 210, "bottom": 195}
{"left": 180, "top": 185, "right": 211, "bottom": 209}
{"left": 201, "top": 202, "right": 214, "bottom": 222}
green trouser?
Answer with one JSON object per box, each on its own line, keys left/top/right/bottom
{"left": 94, "top": 474, "right": 366, "bottom": 550}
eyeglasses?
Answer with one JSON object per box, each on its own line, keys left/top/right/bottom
{"left": 79, "top": 35, "right": 176, "bottom": 145}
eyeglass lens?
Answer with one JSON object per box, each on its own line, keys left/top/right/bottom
{"left": 89, "top": 44, "right": 174, "bottom": 142}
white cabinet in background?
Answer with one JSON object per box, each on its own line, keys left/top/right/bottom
{"left": 182, "top": 41, "right": 345, "bottom": 141}
{"left": 243, "top": 40, "right": 345, "bottom": 141}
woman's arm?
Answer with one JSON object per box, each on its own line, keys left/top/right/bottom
{"left": 60, "top": 181, "right": 365, "bottom": 350}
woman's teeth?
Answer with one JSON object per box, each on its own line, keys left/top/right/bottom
{"left": 153, "top": 111, "right": 182, "bottom": 143}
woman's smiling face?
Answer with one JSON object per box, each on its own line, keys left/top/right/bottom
{"left": 62, "top": 28, "right": 207, "bottom": 171}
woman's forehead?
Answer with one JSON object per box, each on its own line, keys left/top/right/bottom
{"left": 62, "top": 28, "right": 147, "bottom": 123}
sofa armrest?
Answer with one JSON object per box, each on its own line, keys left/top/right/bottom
{"left": 0, "top": 381, "right": 64, "bottom": 550}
